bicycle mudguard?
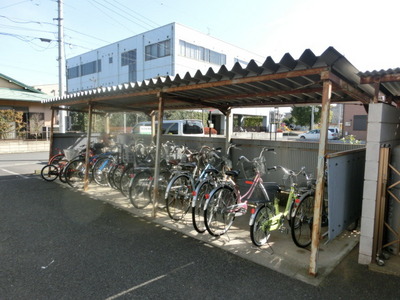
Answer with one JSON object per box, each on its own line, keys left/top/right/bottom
{"left": 164, "top": 173, "right": 194, "bottom": 200}
{"left": 203, "top": 184, "right": 235, "bottom": 211}
{"left": 249, "top": 204, "right": 264, "bottom": 226}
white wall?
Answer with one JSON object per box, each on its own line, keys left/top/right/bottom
{"left": 66, "top": 23, "right": 265, "bottom": 93}
{"left": 359, "top": 103, "right": 400, "bottom": 264}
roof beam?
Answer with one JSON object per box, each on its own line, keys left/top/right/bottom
{"left": 360, "top": 73, "right": 400, "bottom": 84}
{"left": 199, "top": 87, "right": 322, "bottom": 103}
{"left": 161, "top": 67, "right": 329, "bottom": 94}
{"left": 321, "top": 71, "right": 372, "bottom": 104}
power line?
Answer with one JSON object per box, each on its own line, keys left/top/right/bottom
{"left": 0, "top": 15, "right": 110, "bottom": 44}
{"left": 88, "top": 0, "right": 137, "bottom": 34}
{"left": 0, "top": 0, "right": 33, "bottom": 10}
{"left": 100, "top": 0, "right": 159, "bottom": 30}
{"left": 0, "top": 32, "right": 93, "bottom": 51}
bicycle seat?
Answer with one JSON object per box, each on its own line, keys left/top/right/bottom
{"left": 204, "top": 168, "right": 219, "bottom": 175}
{"left": 179, "top": 162, "right": 197, "bottom": 170}
{"left": 225, "top": 170, "right": 240, "bottom": 178}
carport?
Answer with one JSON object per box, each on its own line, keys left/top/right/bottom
{"left": 43, "top": 46, "right": 376, "bottom": 276}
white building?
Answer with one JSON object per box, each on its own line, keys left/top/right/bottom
{"left": 66, "top": 22, "right": 265, "bottom": 93}
{"left": 66, "top": 22, "right": 280, "bottom": 133}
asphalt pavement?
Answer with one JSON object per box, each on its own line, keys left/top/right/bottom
{"left": 0, "top": 152, "right": 399, "bottom": 299}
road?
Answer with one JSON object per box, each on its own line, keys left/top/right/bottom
{"left": 0, "top": 152, "right": 398, "bottom": 299}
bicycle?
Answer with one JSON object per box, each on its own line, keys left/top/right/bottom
{"left": 128, "top": 142, "right": 179, "bottom": 209}
{"left": 191, "top": 144, "right": 237, "bottom": 233}
{"left": 63, "top": 146, "right": 101, "bottom": 188}
{"left": 164, "top": 144, "right": 214, "bottom": 221}
{"left": 41, "top": 148, "right": 81, "bottom": 183}
{"left": 203, "top": 147, "right": 276, "bottom": 237}
{"left": 40, "top": 159, "right": 69, "bottom": 183}
{"left": 290, "top": 178, "right": 329, "bottom": 248}
{"left": 249, "top": 165, "right": 313, "bottom": 247}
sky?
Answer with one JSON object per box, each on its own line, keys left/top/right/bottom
{"left": 1, "top": 0, "right": 400, "bottom": 87}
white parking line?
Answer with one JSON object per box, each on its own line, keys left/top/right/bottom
{"left": 105, "top": 262, "right": 194, "bottom": 300}
{"left": 0, "top": 168, "right": 29, "bottom": 179}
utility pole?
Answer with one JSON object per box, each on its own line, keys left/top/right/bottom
{"left": 57, "top": 0, "right": 66, "bottom": 133}
{"left": 311, "top": 106, "right": 315, "bottom": 130}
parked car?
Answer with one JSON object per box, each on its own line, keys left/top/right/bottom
{"left": 131, "top": 119, "right": 204, "bottom": 136}
{"left": 299, "top": 127, "right": 339, "bottom": 140}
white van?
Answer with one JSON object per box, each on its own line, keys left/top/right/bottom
{"left": 132, "top": 119, "right": 204, "bottom": 136}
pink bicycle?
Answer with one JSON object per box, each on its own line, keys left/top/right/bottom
{"left": 203, "top": 147, "right": 278, "bottom": 236}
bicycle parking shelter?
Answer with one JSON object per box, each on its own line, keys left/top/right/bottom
{"left": 43, "top": 46, "right": 381, "bottom": 276}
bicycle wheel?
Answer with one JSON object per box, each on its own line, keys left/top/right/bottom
{"left": 92, "top": 157, "right": 114, "bottom": 186}
{"left": 165, "top": 174, "right": 193, "bottom": 221}
{"left": 40, "top": 164, "right": 59, "bottom": 181}
{"left": 192, "top": 180, "right": 213, "bottom": 233}
{"left": 250, "top": 204, "right": 275, "bottom": 246}
{"left": 65, "top": 159, "right": 87, "bottom": 188}
{"left": 204, "top": 185, "right": 236, "bottom": 236}
{"left": 56, "top": 158, "right": 69, "bottom": 183}
{"left": 149, "top": 171, "right": 170, "bottom": 208}
{"left": 120, "top": 165, "right": 135, "bottom": 198}
{"left": 111, "top": 163, "right": 126, "bottom": 191}
{"left": 291, "top": 192, "right": 314, "bottom": 248}
{"left": 129, "top": 171, "right": 152, "bottom": 209}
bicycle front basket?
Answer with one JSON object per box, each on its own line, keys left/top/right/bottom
{"left": 64, "top": 149, "right": 79, "bottom": 161}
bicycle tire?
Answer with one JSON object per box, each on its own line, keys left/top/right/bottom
{"left": 64, "top": 159, "right": 87, "bottom": 188}
{"left": 250, "top": 204, "right": 275, "bottom": 246}
{"left": 129, "top": 170, "right": 152, "bottom": 209}
{"left": 92, "top": 157, "right": 114, "bottom": 186}
{"left": 40, "top": 164, "right": 59, "bottom": 181}
{"left": 204, "top": 185, "right": 236, "bottom": 236}
{"left": 148, "top": 171, "right": 170, "bottom": 208}
{"left": 192, "top": 180, "right": 213, "bottom": 233}
{"left": 111, "top": 163, "right": 126, "bottom": 191}
{"left": 106, "top": 163, "right": 119, "bottom": 190}
{"left": 120, "top": 165, "right": 136, "bottom": 198}
{"left": 290, "top": 192, "right": 314, "bottom": 248}
{"left": 59, "top": 164, "right": 67, "bottom": 183}
{"left": 165, "top": 174, "right": 193, "bottom": 221}
{"left": 56, "top": 158, "right": 69, "bottom": 183}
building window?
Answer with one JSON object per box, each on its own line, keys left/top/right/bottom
{"left": 353, "top": 115, "right": 367, "bottom": 131}
{"left": 179, "top": 40, "right": 226, "bottom": 65}
{"left": 109, "top": 57, "right": 113, "bottom": 64}
{"left": 145, "top": 40, "right": 171, "bottom": 61}
{"left": 67, "top": 66, "right": 80, "bottom": 79}
{"left": 80, "top": 60, "right": 101, "bottom": 76}
{"left": 121, "top": 50, "right": 137, "bottom": 66}
{"left": 234, "top": 58, "right": 249, "bottom": 66}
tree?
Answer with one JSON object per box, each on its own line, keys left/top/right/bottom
{"left": 290, "top": 106, "right": 322, "bottom": 127}
{"left": 29, "top": 113, "right": 44, "bottom": 140}
{"left": 0, "top": 110, "right": 25, "bottom": 139}
{"left": 243, "top": 116, "right": 263, "bottom": 127}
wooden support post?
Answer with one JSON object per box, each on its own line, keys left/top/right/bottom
{"left": 152, "top": 93, "right": 164, "bottom": 218}
{"left": 84, "top": 103, "right": 93, "bottom": 191}
{"left": 309, "top": 79, "right": 331, "bottom": 276}
{"left": 151, "top": 112, "right": 156, "bottom": 144}
{"left": 105, "top": 113, "right": 110, "bottom": 134}
{"left": 373, "top": 147, "right": 390, "bottom": 260}
{"left": 373, "top": 81, "right": 381, "bottom": 104}
{"left": 49, "top": 108, "right": 55, "bottom": 162}
{"left": 225, "top": 108, "right": 233, "bottom": 153}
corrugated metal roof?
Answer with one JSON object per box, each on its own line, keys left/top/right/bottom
{"left": 42, "top": 47, "right": 376, "bottom": 113}
{"left": 359, "top": 68, "right": 400, "bottom": 98}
